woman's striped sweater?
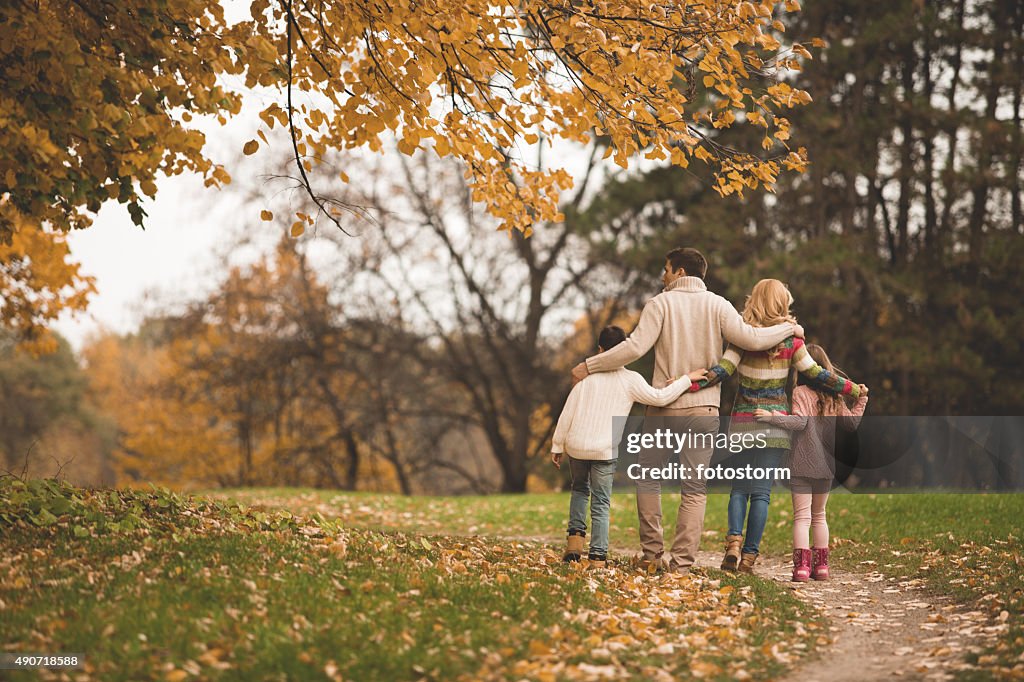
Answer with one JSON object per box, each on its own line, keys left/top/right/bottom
{"left": 689, "top": 336, "right": 861, "bottom": 449}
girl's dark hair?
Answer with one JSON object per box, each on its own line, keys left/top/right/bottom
{"left": 598, "top": 325, "right": 627, "bottom": 350}
{"left": 797, "top": 343, "right": 848, "bottom": 416}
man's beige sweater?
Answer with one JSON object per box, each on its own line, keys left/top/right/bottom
{"left": 585, "top": 277, "right": 798, "bottom": 410}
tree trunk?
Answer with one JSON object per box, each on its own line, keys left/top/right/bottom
{"left": 966, "top": 0, "right": 1008, "bottom": 268}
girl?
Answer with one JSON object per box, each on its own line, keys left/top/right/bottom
{"left": 755, "top": 344, "right": 869, "bottom": 581}
{"left": 690, "top": 279, "right": 862, "bottom": 574}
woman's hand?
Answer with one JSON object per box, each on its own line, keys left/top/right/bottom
{"left": 753, "top": 408, "right": 773, "bottom": 422}
{"left": 571, "top": 362, "right": 589, "bottom": 385}
{"left": 858, "top": 384, "right": 869, "bottom": 396}
{"left": 551, "top": 452, "right": 563, "bottom": 469}
{"left": 687, "top": 368, "right": 708, "bottom": 382}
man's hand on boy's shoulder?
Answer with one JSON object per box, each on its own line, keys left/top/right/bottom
{"left": 551, "top": 452, "right": 563, "bottom": 469}
{"left": 571, "top": 361, "right": 589, "bottom": 385}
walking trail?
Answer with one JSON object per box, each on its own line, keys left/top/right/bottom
{"left": 691, "top": 549, "right": 1000, "bottom": 681}
{"left": 509, "top": 531, "right": 998, "bottom": 680}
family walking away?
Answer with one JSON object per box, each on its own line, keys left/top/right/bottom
{"left": 554, "top": 248, "right": 869, "bottom": 581}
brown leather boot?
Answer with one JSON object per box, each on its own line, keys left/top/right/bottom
{"left": 737, "top": 551, "right": 758, "bottom": 574}
{"left": 563, "top": 533, "right": 585, "bottom": 562}
{"left": 635, "top": 555, "right": 665, "bottom": 574}
{"left": 720, "top": 534, "right": 743, "bottom": 571}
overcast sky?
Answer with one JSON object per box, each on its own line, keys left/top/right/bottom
{"left": 53, "top": 120, "right": 258, "bottom": 352}
{"left": 50, "top": 120, "right": 619, "bottom": 355}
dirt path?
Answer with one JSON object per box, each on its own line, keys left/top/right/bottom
{"left": 702, "top": 549, "right": 998, "bottom": 681}
{"left": 507, "top": 532, "right": 998, "bottom": 680}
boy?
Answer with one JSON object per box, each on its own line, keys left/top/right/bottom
{"left": 552, "top": 326, "right": 706, "bottom": 567}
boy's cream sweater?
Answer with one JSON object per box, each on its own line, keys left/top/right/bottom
{"left": 584, "top": 277, "right": 798, "bottom": 410}
{"left": 552, "top": 368, "right": 693, "bottom": 460}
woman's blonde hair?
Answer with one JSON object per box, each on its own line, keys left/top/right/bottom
{"left": 802, "top": 343, "right": 848, "bottom": 416}
{"left": 742, "top": 278, "right": 798, "bottom": 327}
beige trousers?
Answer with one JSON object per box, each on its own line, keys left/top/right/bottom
{"left": 635, "top": 405, "right": 720, "bottom": 571}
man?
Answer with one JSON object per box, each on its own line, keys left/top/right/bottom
{"left": 571, "top": 248, "right": 802, "bottom": 573}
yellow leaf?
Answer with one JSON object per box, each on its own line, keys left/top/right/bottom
{"left": 290, "top": 221, "right": 305, "bottom": 237}
{"left": 243, "top": 140, "right": 259, "bottom": 155}
{"left": 397, "top": 137, "right": 417, "bottom": 156}
{"left": 260, "top": 210, "right": 273, "bottom": 221}
{"left": 528, "top": 639, "right": 551, "bottom": 656}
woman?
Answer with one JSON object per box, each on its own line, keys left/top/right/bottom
{"left": 689, "top": 279, "right": 861, "bottom": 574}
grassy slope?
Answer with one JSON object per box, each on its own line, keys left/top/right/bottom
{"left": 1, "top": 479, "right": 818, "bottom": 682}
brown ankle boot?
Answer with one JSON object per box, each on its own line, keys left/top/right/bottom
{"left": 737, "top": 551, "right": 758, "bottom": 574}
{"left": 721, "top": 534, "right": 743, "bottom": 571}
{"left": 636, "top": 556, "right": 663, "bottom": 574}
{"left": 563, "top": 533, "right": 585, "bottom": 562}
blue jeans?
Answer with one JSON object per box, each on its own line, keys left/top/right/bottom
{"left": 567, "top": 457, "right": 617, "bottom": 557}
{"left": 727, "top": 447, "right": 786, "bottom": 555}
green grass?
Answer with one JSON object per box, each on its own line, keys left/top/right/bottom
{"left": 1, "top": 527, "right": 606, "bottom": 681}
{"left": 4, "top": 479, "right": 1020, "bottom": 680}
{"left": 1, "top": 479, "right": 820, "bottom": 681}
{"left": 209, "top": 487, "right": 1024, "bottom": 678}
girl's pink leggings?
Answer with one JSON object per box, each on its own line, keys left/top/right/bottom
{"left": 792, "top": 491, "right": 830, "bottom": 549}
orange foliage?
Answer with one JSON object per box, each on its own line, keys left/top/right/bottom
{"left": 0, "top": 204, "right": 95, "bottom": 354}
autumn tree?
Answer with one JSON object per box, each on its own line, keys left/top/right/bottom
{"left": 82, "top": 232, "right": 480, "bottom": 492}
{"left": 279, "top": 142, "right": 665, "bottom": 492}
{"left": 248, "top": 0, "right": 817, "bottom": 236}
{"left": 0, "top": 331, "right": 82, "bottom": 471}
{"left": 0, "top": 0, "right": 244, "bottom": 239}
{"left": 0, "top": 206, "right": 95, "bottom": 352}
{"left": 3, "top": 0, "right": 816, "bottom": 238}
{"left": 2, "top": 0, "right": 819, "bottom": 346}
{"left": 0, "top": 331, "right": 113, "bottom": 484}
{"left": 566, "top": 0, "right": 1024, "bottom": 418}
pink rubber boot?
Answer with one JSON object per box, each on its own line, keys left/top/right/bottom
{"left": 791, "top": 548, "right": 811, "bottom": 582}
{"left": 811, "top": 547, "right": 830, "bottom": 580}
